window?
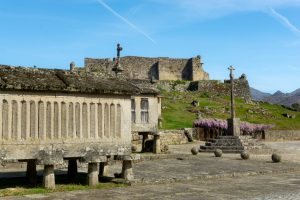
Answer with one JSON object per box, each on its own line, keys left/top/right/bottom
{"left": 131, "top": 99, "right": 136, "bottom": 123}
{"left": 141, "top": 98, "right": 149, "bottom": 123}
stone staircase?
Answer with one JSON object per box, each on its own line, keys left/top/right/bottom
{"left": 199, "top": 136, "right": 272, "bottom": 154}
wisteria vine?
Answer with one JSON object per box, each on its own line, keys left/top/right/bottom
{"left": 194, "top": 118, "right": 273, "bottom": 134}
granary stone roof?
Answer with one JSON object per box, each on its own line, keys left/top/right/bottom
{"left": 0, "top": 65, "right": 155, "bottom": 95}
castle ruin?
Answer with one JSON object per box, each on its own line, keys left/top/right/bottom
{"left": 84, "top": 56, "right": 209, "bottom": 81}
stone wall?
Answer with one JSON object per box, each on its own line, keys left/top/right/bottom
{"left": 131, "top": 129, "right": 189, "bottom": 146}
{"left": 264, "top": 130, "right": 300, "bottom": 141}
{"left": 189, "top": 76, "right": 252, "bottom": 101}
{"left": 84, "top": 56, "right": 209, "bottom": 81}
{"left": 159, "top": 130, "right": 189, "bottom": 145}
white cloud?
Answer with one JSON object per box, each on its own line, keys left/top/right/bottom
{"left": 268, "top": 8, "right": 300, "bottom": 37}
{"left": 96, "top": 0, "right": 156, "bottom": 44}
{"left": 150, "top": 0, "right": 300, "bottom": 18}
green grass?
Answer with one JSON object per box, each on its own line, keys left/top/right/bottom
{"left": 0, "top": 173, "right": 127, "bottom": 197}
{"left": 161, "top": 91, "right": 300, "bottom": 130}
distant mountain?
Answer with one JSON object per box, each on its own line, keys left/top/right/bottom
{"left": 250, "top": 87, "right": 271, "bottom": 100}
{"left": 261, "top": 89, "right": 300, "bottom": 107}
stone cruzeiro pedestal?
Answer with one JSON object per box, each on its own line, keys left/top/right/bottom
{"left": 200, "top": 66, "right": 245, "bottom": 153}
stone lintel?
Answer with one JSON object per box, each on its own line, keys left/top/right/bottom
{"left": 37, "top": 149, "right": 64, "bottom": 165}
{"left": 81, "top": 154, "right": 107, "bottom": 163}
{"left": 115, "top": 154, "right": 140, "bottom": 161}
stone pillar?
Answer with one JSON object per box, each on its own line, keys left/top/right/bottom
{"left": 26, "top": 101, "right": 30, "bottom": 140}
{"left": 26, "top": 160, "right": 37, "bottom": 185}
{"left": 50, "top": 102, "right": 55, "bottom": 139}
{"left": 87, "top": 103, "right": 91, "bottom": 139}
{"left": 0, "top": 97, "right": 3, "bottom": 139}
{"left": 43, "top": 165, "right": 55, "bottom": 189}
{"left": 17, "top": 101, "right": 22, "bottom": 140}
{"left": 227, "top": 118, "right": 241, "bottom": 136}
{"left": 87, "top": 163, "right": 98, "bottom": 186}
{"left": 34, "top": 101, "right": 38, "bottom": 140}
{"left": 7, "top": 100, "right": 12, "bottom": 140}
{"left": 99, "top": 162, "right": 109, "bottom": 177}
{"left": 68, "top": 159, "right": 78, "bottom": 182}
{"left": 153, "top": 134, "right": 161, "bottom": 154}
{"left": 121, "top": 160, "right": 134, "bottom": 181}
{"left": 57, "top": 102, "right": 61, "bottom": 138}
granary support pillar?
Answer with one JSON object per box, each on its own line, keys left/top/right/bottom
{"left": 153, "top": 133, "right": 161, "bottom": 154}
{"left": 26, "top": 160, "right": 37, "bottom": 185}
{"left": 121, "top": 160, "right": 134, "bottom": 181}
{"left": 87, "top": 162, "right": 99, "bottom": 186}
{"left": 99, "top": 162, "right": 109, "bottom": 177}
{"left": 43, "top": 165, "right": 55, "bottom": 189}
{"left": 68, "top": 159, "right": 78, "bottom": 182}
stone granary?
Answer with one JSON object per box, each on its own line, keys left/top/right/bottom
{"left": 129, "top": 80, "right": 162, "bottom": 153}
{"left": 0, "top": 65, "right": 152, "bottom": 188}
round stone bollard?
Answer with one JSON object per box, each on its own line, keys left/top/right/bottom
{"left": 214, "top": 149, "right": 222, "bottom": 157}
{"left": 271, "top": 153, "right": 282, "bottom": 163}
{"left": 240, "top": 151, "right": 250, "bottom": 160}
{"left": 191, "top": 147, "right": 199, "bottom": 155}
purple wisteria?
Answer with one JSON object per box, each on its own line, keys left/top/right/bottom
{"left": 194, "top": 118, "right": 273, "bottom": 134}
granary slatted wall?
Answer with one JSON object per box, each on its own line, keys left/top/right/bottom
{"left": 0, "top": 95, "right": 123, "bottom": 141}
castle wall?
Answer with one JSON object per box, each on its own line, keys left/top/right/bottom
{"left": 85, "top": 56, "right": 209, "bottom": 81}
{"left": 191, "top": 57, "right": 209, "bottom": 80}
{"left": 195, "top": 78, "right": 252, "bottom": 101}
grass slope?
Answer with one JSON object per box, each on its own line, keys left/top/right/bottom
{"left": 161, "top": 91, "right": 300, "bottom": 130}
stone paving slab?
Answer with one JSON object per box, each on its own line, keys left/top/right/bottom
{"left": 132, "top": 153, "right": 300, "bottom": 184}
{"left": 2, "top": 172, "right": 300, "bottom": 200}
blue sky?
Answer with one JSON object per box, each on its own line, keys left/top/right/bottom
{"left": 0, "top": 0, "right": 300, "bottom": 93}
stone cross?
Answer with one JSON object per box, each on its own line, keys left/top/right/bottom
{"left": 112, "top": 43, "right": 124, "bottom": 77}
{"left": 228, "top": 66, "right": 235, "bottom": 119}
{"left": 117, "top": 43, "right": 123, "bottom": 59}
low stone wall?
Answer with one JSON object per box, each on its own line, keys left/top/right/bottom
{"left": 264, "top": 130, "right": 300, "bottom": 141}
{"left": 159, "top": 130, "right": 189, "bottom": 145}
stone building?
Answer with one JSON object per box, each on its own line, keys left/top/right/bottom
{"left": 84, "top": 55, "right": 209, "bottom": 81}
{"left": 129, "top": 80, "right": 162, "bottom": 152}
{"left": 0, "top": 64, "right": 153, "bottom": 188}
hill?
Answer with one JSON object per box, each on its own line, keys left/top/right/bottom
{"left": 250, "top": 87, "right": 271, "bottom": 100}
{"left": 161, "top": 90, "right": 300, "bottom": 130}
{"left": 262, "top": 89, "right": 300, "bottom": 107}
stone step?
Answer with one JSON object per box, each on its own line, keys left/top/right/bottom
{"left": 199, "top": 149, "right": 243, "bottom": 153}
{"left": 205, "top": 142, "right": 212, "bottom": 146}
{"left": 216, "top": 136, "right": 239, "bottom": 139}
{"left": 200, "top": 146, "right": 245, "bottom": 151}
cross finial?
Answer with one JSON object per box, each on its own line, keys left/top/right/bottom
{"left": 228, "top": 65, "right": 235, "bottom": 79}
{"left": 117, "top": 43, "right": 123, "bottom": 58}
{"left": 112, "top": 43, "right": 124, "bottom": 77}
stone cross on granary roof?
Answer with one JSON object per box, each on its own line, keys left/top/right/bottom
{"left": 112, "top": 43, "right": 124, "bottom": 77}
{"left": 117, "top": 43, "right": 123, "bottom": 58}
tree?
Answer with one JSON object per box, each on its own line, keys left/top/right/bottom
{"left": 291, "top": 103, "right": 300, "bottom": 111}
